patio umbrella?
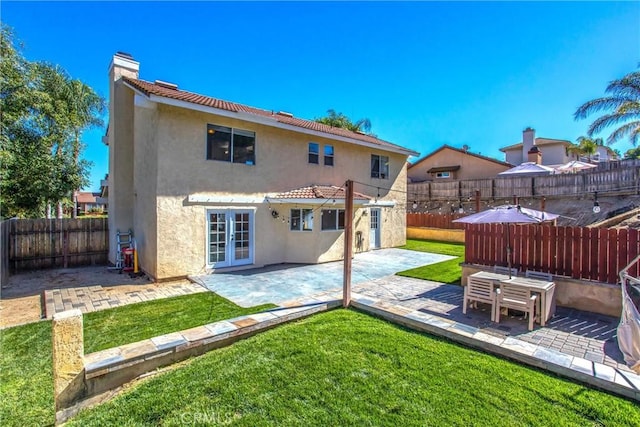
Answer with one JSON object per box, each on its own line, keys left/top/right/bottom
{"left": 555, "top": 160, "right": 597, "bottom": 174}
{"left": 453, "top": 205, "right": 560, "bottom": 278}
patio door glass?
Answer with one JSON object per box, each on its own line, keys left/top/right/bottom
{"left": 208, "top": 209, "right": 253, "bottom": 268}
{"left": 370, "top": 208, "right": 381, "bottom": 249}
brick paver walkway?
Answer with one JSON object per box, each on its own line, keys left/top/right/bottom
{"left": 44, "top": 282, "right": 207, "bottom": 318}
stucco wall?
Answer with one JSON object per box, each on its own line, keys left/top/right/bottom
{"left": 504, "top": 149, "right": 523, "bottom": 166}
{"left": 407, "top": 227, "right": 465, "bottom": 243}
{"left": 132, "top": 102, "right": 407, "bottom": 279}
{"left": 108, "top": 69, "right": 136, "bottom": 264}
{"left": 539, "top": 144, "right": 568, "bottom": 165}
{"left": 408, "top": 147, "right": 510, "bottom": 182}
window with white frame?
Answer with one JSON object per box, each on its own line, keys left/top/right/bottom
{"left": 371, "top": 154, "right": 389, "bottom": 179}
{"left": 436, "top": 171, "right": 450, "bottom": 178}
{"left": 321, "top": 209, "right": 345, "bottom": 230}
{"left": 308, "top": 143, "right": 319, "bottom": 164}
{"left": 290, "top": 209, "right": 313, "bottom": 231}
{"left": 206, "top": 124, "right": 255, "bottom": 165}
{"left": 324, "top": 145, "right": 334, "bottom": 166}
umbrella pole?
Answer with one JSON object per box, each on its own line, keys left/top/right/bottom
{"left": 506, "top": 223, "right": 512, "bottom": 279}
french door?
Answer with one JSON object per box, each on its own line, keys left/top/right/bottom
{"left": 207, "top": 209, "right": 254, "bottom": 268}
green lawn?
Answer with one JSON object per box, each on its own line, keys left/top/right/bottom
{"left": 68, "top": 310, "right": 640, "bottom": 426}
{"left": 398, "top": 239, "right": 465, "bottom": 284}
{"left": 0, "top": 293, "right": 274, "bottom": 426}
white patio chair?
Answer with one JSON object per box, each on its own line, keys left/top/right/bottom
{"left": 496, "top": 283, "right": 538, "bottom": 331}
{"left": 493, "top": 265, "right": 518, "bottom": 276}
{"left": 463, "top": 276, "right": 497, "bottom": 321}
{"left": 525, "top": 270, "right": 552, "bottom": 281}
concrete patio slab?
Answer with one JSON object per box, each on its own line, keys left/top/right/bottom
{"left": 190, "top": 248, "right": 453, "bottom": 307}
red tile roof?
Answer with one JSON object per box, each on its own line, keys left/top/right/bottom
{"left": 272, "top": 185, "right": 370, "bottom": 201}
{"left": 76, "top": 192, "right": 97, "bottom": 204}
{"left": 122, "top": 77, "right": 415, "bottom": 155}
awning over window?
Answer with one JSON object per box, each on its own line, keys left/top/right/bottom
{"left": 427, "top": 165, "right": 460, "bottom": 173}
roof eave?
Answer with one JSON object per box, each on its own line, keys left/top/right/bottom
{"left": 123, "top": 81, "right": 418, "bottom": 157}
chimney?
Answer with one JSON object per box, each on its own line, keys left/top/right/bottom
{"left": 522, "top": 127, "right": 535, "bottom": 160}
{"left": 527, "top": 145, "right": 542, "bottom": 164}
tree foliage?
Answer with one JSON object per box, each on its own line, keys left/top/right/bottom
{"left": 314, "top": 109, "right": 373, "bottom": 134}
{"left": 574, "top": 68, "right": 640, "bottom": 146}
{"left": 567, "top": 136, "right": 601, "bottom": 162}
{"left": 624, "top": 146, "right": 640, "bottom": 159}
{"left": 0, "top": 25, "right": 104, "bottom": 218}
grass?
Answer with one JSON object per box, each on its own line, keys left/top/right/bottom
{"left": 0, "top": 292, "right": 274, "bottom": 426}
{"left": 68, "top": 310, "right": 640, "bottom": 426}
{"left": 398, "top": 239, "right": 465, "bottom": 284}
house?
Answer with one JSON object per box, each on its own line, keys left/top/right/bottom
{"left": 500, "top": 128, "right": 575, "bottom": 166}
{"left": 106, "top": 53, "right": 418, "bottom": 280}
{"left": 407, "top": 145, "right": 512, "bottom": 182}
{"left": 75, "top": 192, "right": 107, "bottom": 215}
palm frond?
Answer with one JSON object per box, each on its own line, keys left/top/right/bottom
{"left": 605, "top": 121, "right": 640, "bottom": 146}
{"left": 574, "top": 95, "right": 638, "bottom": 119}
{"left": 588, "top": 112, "right": 639, "bottom": 135}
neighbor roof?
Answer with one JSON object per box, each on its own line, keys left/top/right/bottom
{"left": 409, "top": 145, "right": 512, "bottom": 169}
{"left": 271, "top": 185, "right": 370, "bottom": 201}
{"left": 500, "top": 138, "right": 572, "bottom": 152}
{"left": 122, "top": 77, "right": 418, "bottom": 157}
{"left": 427, "top": 165, "right": 461, "bottom": 173}
{"left": 76, "top": 192, "right": 98, "bottom": 204}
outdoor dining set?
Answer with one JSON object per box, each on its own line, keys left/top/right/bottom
{"left": 462, "top": 267, "right": 556, "bottom": 331}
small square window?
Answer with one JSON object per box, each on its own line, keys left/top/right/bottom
{"left": 309, "top": 143, "right": 319, "bottom": 164}
{"left": 324, "top": 145, "right": 334, "bottom": 166}
{"left": 290, "top": 209, "right": 313, "bottom": 231}
{"left": 371, "top": 154, "right": 389, "bottom": 179}
{"left": 436, "top": 171, "right": 451, "bottom": 178}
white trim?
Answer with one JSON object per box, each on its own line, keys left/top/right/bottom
{"left": 122, "top": 81, "right": 418, "bottom": 157}
{"left": 364, "top": 200, "right": 396, "bottom": 207}
{"left": 134, "top": 95, "right": 157, "bottom": 109}
{"left": 265, "top": 197, "right": 370, "bottom": 206}
{"left": 188, "top": 195, "right": 265, "bottom": 204}
{"left": 108, "top": 55, "right": 140, "bottom": 74}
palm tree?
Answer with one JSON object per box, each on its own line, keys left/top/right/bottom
{"left": 315, "top": 109, "right": 372, "bottom": 134}
{"left": 576, "top": 136, "right": 600, "bottom": 162}
{"left": 574, "top": 68, "right": 640, "bottom": 146}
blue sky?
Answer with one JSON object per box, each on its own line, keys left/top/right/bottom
{"left": 3, "top": 1, "right": 638, "bottom": 191}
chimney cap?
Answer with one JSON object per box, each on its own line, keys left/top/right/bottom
{"left": 528, "top": 146, "right": 540, "bottom": 154}
{"left": 524, "top": 127, "right": 535, "bottom": 132}
{"left": 115, "top": 51, "right": 134, "bottom": 60}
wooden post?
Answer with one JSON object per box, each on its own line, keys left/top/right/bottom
{"left": 343, "top": 180, "right": 354, "bottom": 308}
{"left": 540, "top": 196, "right": 546, "bottom": 212}
{"left": 512, "top": 194, "right": 518, "bottom": 205}
{"left": 475, "top": 189, "right": 480, "bottom": 212}
{"left": 63, "top": 229, "right": 69, "bottom": 269}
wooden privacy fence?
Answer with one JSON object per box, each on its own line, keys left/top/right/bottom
{"left": 408, "top": 164, "right": 640, "bottom": 201}
{"left": 406, "top": 213, "right": 466, "bottom": 229}
{"left": 464, "top": 224, "right": 640, "bottom": 285}
{"left": 5, "top": 218, "right": 109, "bottom": 274}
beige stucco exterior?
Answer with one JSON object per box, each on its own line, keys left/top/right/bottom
{"left": 408, "top": 146, "right": 511, "bottom": 182}
{"left": 503, "top": 143, "right": 571, "bottom": 166}
{"left": 108, "top": 55, "right": 410, "bottom": 280}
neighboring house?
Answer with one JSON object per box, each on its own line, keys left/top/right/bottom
{"left": 407, "top": 145, "right": 512, "bottom": 182}
{"left": 75, "top": 192, "right": 107, "bottom": 215}
{"left": 591, "top": 145, "right": 617, "bottom": 163}
{"left": 106, "top": 52, "right": 418, "bottom": 280}
{"left": 500, "top": 128, "right": 575, "bottom": 166}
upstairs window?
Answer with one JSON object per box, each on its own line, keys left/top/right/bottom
{"left": 371, "top": 154, "right": 389, "bottom": 179}
{"left": 436, "top": 171, "right": 450, "bottom": 178}
{"left": 291, "top": 209, "right": 313, "bottom": 231}
{"left": 321, "top": 209, "right": 345, "bottom": 231}
{"left": 308, "top": 143, "right": 319, "bottom": 164}
{"left": 324, "top": 145, "right": 334, "bottom": 166}
{"left": 207, "top": 124, "right": 255, "bottom": 165}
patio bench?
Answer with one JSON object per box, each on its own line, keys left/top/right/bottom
{"left": 463, "top": 276, "right": 498, "bottom": 321}
{"left": 496, "top": 283, "right": 538, "bottom": 331}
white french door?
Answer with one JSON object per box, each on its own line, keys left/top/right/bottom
{"left": 207, "top": 209, "right": 254, "bottom": 268}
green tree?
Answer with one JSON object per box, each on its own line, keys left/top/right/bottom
{"left": 567, "top": 136, "right": 601, "bottom": 162}
{"left": 0, "top": 25, "right": 103, "bottom": 218}
{"left": 574, "top": 68, "right": 640, "bottom": 146}
{"left": 315, "top": 109, "right": 373, "bottom": 134}
{"left": 624, "top": 146, "right": 640, "bottom": 159}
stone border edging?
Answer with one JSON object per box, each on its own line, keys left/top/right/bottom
{"left": 350, "top": 294, "right": 640, "bottom": 402}
{"left": 54, "top": 300, "right": 341, "bottom": 423}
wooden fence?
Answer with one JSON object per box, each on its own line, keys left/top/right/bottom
{"left": 464, "top": 224, "right": 640, "bottom": 284}
{"left": 406, "top": 213, "right": 466, "bottom": 229}
{"left": 5, "top": 218, "right": 109, "bottom": 274}
{"left": 408, "top": 163, "right": 640, "bottom": 201}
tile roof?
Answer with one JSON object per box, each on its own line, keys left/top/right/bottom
{"left": 122, "top": 77, "right": 416, "bottom": 155}
{"left": 427, "top": 165, "right": 461, "bottom": 173}
{"left": 409, "top": 145, "right": 512, "bottom": 169}
{"left": 76, "top": 192, "right": 98, "bottom": 204}
{"left": 272, "top": 185, "right": 371, "bottom": 201}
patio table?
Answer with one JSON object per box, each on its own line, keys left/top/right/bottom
{"left": 469, "top": 271, "right": 556, "bottom": 326}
